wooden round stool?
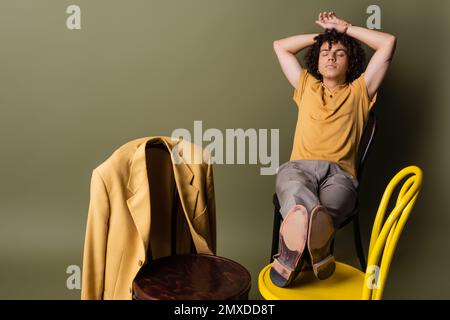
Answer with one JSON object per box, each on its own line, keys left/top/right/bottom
{"left": 132, "top": 254, "right": 251, "bottom": 300}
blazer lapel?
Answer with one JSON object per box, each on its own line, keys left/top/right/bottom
{"left": 169, "top": 138, "right": 212, "bottom": 253}
{"left": 126, "top": 139, "right": 151, "bottom": 253}
{"left": 169, "top": 141, "right": 199, "bottom": 221}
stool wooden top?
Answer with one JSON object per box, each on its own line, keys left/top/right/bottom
{"left": 133, "top": 254, "right": 251, "bottom": 300}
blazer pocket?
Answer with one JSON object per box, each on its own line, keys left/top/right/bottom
{"left": 192, "top": 206, "right": 208, "bottom": 234}
{"left": 193, "top": 203, "right": 207, "bottom": 220}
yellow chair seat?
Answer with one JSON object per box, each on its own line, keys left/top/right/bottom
{"left": 258, "top": 262, "right": 365, "bottom": 300}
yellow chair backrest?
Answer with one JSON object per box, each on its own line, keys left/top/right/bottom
{"left": 362, "top": 165, "right": 423, "bottom": 300}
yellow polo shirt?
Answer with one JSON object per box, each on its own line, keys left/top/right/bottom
{"left": 291, "top": 69, "right": 377, "bottom": 178}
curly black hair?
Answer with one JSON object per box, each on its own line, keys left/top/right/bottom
{"left": 305, "top": 28, "right": 366, "bottom": 83}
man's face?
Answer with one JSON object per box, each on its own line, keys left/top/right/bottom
{"left": 318, "top": 41, "right": 349, "bottom": 80}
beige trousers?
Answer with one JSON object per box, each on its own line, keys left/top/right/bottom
{"left": 275, "top": 160, "right": 359, "bottom": 228}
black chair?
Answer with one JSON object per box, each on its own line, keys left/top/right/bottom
{"left": 270, "top": 110, "right": 377, "bottom": 271}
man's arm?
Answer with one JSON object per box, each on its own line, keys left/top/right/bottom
{"left": 273, "top": 33, "right": 319, "bottom": 88}
{"left": 316, "top": 11, "right": 397, "bottom": 100}
{"left": 346, "top": 25, "right": 397, "bottom": 100}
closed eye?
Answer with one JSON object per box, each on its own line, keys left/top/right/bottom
{"left": 321, "top": 51, "right": 346, "bottom": 58}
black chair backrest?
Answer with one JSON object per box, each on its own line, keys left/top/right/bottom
{"left": 356, "top": 110, "right": 377, "bottom": 184}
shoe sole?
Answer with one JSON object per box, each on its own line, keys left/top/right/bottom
{"left": 270, "top": 205, "right": 308, "bottom": 287}
{"left": 308, "top": 206, "right": 336, "bottom": 280}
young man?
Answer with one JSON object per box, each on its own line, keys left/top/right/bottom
{"left": 270, "top": 11, "right": 397, "bottom": 287}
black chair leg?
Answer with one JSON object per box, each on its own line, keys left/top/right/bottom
{"left": 353, "top": 213, "right": 366, "bottom": 271}
{"left": 270, "top": 208, "right": 282, "bottom": 263}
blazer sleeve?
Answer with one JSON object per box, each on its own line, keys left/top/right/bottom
{"left": 81, "top": 169, "right": 110, "bottom": 300}
{"left": 206, "top": 161, "right": 217, "bottom": 255}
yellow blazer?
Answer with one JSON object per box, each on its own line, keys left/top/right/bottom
{"left": 81, "top": 136, "right": 216, "bottom": 300}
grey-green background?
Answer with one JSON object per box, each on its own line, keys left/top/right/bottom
{"left": 1, "top": 0, "right": 449, "bottom": 299}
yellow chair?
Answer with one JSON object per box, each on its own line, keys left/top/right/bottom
{"left": 259, "top": 165, "right": 423, "bottom": 300}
